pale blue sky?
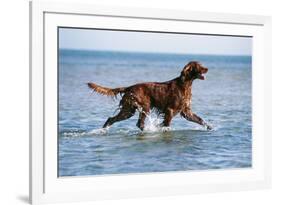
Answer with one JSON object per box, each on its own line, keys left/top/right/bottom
{"left": 59, "top": 28, "right": 252, "bottom": 55}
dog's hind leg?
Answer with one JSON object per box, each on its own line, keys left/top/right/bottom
{"left": 103, "top": 107, "right": 135, "bottom": 128}
{"left": 161, "top": 108, "right": 174, "bottom": 127}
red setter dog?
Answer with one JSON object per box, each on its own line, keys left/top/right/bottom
{"left": 88, "top": 61, "right": 212, "bottom": 131}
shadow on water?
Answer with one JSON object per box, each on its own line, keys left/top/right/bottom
{"left": 135, "top": 129, "right": 210, "bottom": 143}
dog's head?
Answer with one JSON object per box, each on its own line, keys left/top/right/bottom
{"left": 180, "top": 61, "right": 208, "bottom": 82}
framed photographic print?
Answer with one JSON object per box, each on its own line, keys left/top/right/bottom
{"left": 30, "top": 1, "right": 271, "bottom": 204}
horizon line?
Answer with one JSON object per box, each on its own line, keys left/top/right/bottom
{"left": 59, "top": 48, "right": 252, "bottom": 57}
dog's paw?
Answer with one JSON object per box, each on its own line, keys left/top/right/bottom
{"left": 161, "top": 126, "right": 171, "bottom": 132}
{"left": 206, "top": 124, "right": 213, "bottom": 131}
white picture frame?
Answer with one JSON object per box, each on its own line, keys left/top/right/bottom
{"left": 30, "top": 1, "right": 272, "bottom": 204}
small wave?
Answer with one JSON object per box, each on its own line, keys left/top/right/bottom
{"left": 60, "top": 127, "right": 134, "bottom": 138}
{"left": 60, "top": 130, "right": 87, "bottom": 137}
{"left": 88, "top": 127, "right": 109, "bottom": 135}
{"left": 60, "top": 128, "right": 109, "bottom": 138}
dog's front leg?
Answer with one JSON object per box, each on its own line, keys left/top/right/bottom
{"left": 181, "top": 108, "right": 212, "bottom": 130}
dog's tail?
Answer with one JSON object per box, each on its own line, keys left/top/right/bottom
{"left": 87, "top": 82, "right": 127, "bottom": 96}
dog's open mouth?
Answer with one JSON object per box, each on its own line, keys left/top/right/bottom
{"left": 198, "top": 69, "right": 208, "bottom": 80}
{"left": 198, "top": 73, "right": 206, "bottom": 80}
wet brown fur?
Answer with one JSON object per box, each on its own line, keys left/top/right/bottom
{"left": 88, "top": 61, "right": 212, "bottom": 131}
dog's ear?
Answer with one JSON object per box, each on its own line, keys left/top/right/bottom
{"left": 180, "top": 64, "right": 192, "bottom": 83}
{"left": 180, "top": 70, "right": 186, "bottom": 82}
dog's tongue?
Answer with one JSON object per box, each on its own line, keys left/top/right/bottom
{"left": 198, "top": 74, "right": 205, "bottom": 80}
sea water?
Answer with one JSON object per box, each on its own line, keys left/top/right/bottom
{"left": 58, "top": 49, "right": 252, "bottom": 176}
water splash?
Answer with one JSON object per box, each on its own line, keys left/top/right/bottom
{"left": 60, "top": 111, "right": 213, "bottom": 138}
{"left": 142, "top": 112, "right": 172, "bottom": 133}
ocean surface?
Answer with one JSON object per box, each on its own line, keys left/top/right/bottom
{"left": 58, "top": 49, "right": 252, "bottom": 177}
